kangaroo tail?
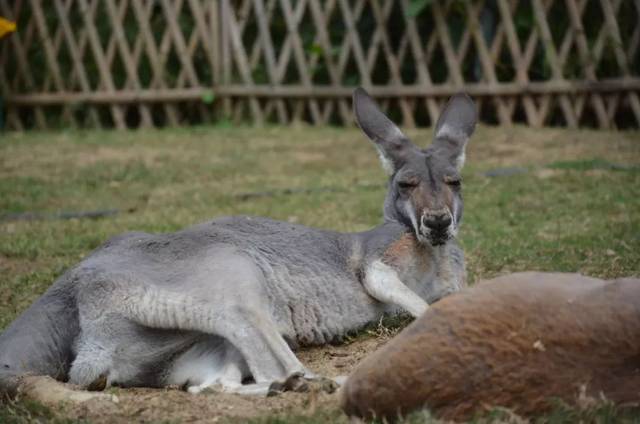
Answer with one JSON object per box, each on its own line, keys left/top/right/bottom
{"left": 0, "top": 274, "right": 79, "bottom": 385}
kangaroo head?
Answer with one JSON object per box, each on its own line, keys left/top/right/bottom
{"left": 353, "top": 88, "right": 476, "bottom": 246}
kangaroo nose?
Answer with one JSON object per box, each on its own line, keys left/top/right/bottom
{"left": 422, "top": 212, "right": 451, "bottom": 230}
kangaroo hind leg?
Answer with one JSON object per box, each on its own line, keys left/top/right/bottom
{"left": 104, "top": 267, "right": 309, "bottom": 386}
{"left": 68, "top": 339, "right": 112, "bottom": 389}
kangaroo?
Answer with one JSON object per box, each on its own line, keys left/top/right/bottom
{"left": 341, "top": 272, "right": 640, "bottom": 422}
{"left": 0, "top": 88, "right": 476, "bottom": 399}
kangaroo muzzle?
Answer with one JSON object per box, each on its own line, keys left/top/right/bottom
{"left": 419, "top": 209, "right": 454, "bottom": 245}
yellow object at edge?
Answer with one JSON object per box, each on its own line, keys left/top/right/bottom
{"left": 0, "top": 16, "right": 16, "bottom": 39}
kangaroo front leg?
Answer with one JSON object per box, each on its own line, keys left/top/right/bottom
{"left": 364, "top": 260, "right": 428, "bottom": 318}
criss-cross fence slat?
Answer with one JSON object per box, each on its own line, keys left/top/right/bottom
{"left": 0, "top": 0, "right": 638, "bottom": 130}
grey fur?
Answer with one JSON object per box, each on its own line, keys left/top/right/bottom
{"left": 0, "top": 88, "right": 476, "bottom": 395}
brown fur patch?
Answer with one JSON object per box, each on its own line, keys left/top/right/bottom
{"left": 341, "top": 272, "right": 640, "bottom": 421}
{"left": 381, "top": 233, "right": 428, "bottom": 271}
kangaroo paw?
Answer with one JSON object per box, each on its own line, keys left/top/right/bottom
{"left": 86, "top": 374, "right": 108, "bottom": 392}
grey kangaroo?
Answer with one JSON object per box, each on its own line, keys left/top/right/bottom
{"left": 0, "top": 88, "right": 476, "bottom": 398}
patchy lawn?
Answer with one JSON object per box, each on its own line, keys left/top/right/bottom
{"left": 0, "top": 125, "right": 639, "bottom": 423}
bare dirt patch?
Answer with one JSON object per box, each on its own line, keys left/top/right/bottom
{"left": 58, "top": 336, "right": 386, "bottom": 423}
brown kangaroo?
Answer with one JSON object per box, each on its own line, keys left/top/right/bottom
{"left": 341, "top": 272, "right": 640, "bottom": 421}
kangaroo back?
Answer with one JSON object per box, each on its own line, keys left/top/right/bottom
{"left": 341, "top": 272, "right": 640, "bottom": 421}
{"left": 0, "top": 274, "right": 79, "bottom": 385}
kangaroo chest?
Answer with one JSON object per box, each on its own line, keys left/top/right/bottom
{"left": 268, "top": 233, "right": 439, "bottom": 346}
{"left": 379, "top": 233, "right": 436, "bottom": 297}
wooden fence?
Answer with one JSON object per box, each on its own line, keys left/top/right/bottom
{"left": 1, "top": 0, "right": 639, "bottom": 130}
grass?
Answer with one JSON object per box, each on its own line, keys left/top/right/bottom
{"left": 0, "top": 399, "right": 82, "bottom": 424}
{"left": 2, "top": 398, "right": 639, "bottom": 424}
{"left": 0, "top": 124, "right": 639, "bottom": 422}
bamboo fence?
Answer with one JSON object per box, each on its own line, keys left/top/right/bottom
{"left": 0, "top": 0, "right": 639, "bottom": 130}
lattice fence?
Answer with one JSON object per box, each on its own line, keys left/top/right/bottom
{"left": 1, "top": 0, "right": 639, "bottom": 130}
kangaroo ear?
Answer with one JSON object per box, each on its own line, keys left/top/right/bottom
{"left": 353, "top": 87, "right": 413, "bottom": 175}
{"left": 432, "top": 93, "right": 477, "bottom": 171}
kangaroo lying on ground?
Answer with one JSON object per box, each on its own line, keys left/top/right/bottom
{"left": 341, "top": 271, "right": 640, "bottom": 422}
{"left": 0, "top": 88, "right": 476, "bottom": 400}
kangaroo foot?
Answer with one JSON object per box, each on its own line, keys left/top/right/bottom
{"left": 267, "top": 372, "right": 340, "bottom": 396}
{"left": 86, "top": 374, "right": 108, "bottom": 392}
{"left": 267, "top": 372, "right": 308, "bottom": 396}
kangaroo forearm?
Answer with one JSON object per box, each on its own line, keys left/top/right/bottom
{"left": 364, "top": 261, "right": 429, "bottom": 318}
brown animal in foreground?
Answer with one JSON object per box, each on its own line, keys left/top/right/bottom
{"left": 341, "top": 272, "right": 640, "bottom": 422}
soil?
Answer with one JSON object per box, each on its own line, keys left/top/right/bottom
{"left": 56, "top": 336, "right": 388, "bottom": 423}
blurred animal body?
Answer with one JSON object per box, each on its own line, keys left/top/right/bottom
{"left": 341, "top": 272, "right": 640, "bottom": 421}
{"left": 0, "top": 88, "right": 476, "bottom": 398}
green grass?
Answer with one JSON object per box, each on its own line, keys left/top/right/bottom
{"left": 0, "top": 124, "right": 639, "bottom": 422}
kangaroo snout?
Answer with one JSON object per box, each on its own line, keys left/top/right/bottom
{"left": 421, "top": 211, "right": 451, "bottom": 230}
{"left": 419, "top": 210, "right": 453, "bottom": 245}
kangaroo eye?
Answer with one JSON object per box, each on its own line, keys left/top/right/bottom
{"left": 398, "top": 180, "right": 418, "bottom": 190}
{"left": 444, "top": 176, "right": 462, "bottom": 186}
